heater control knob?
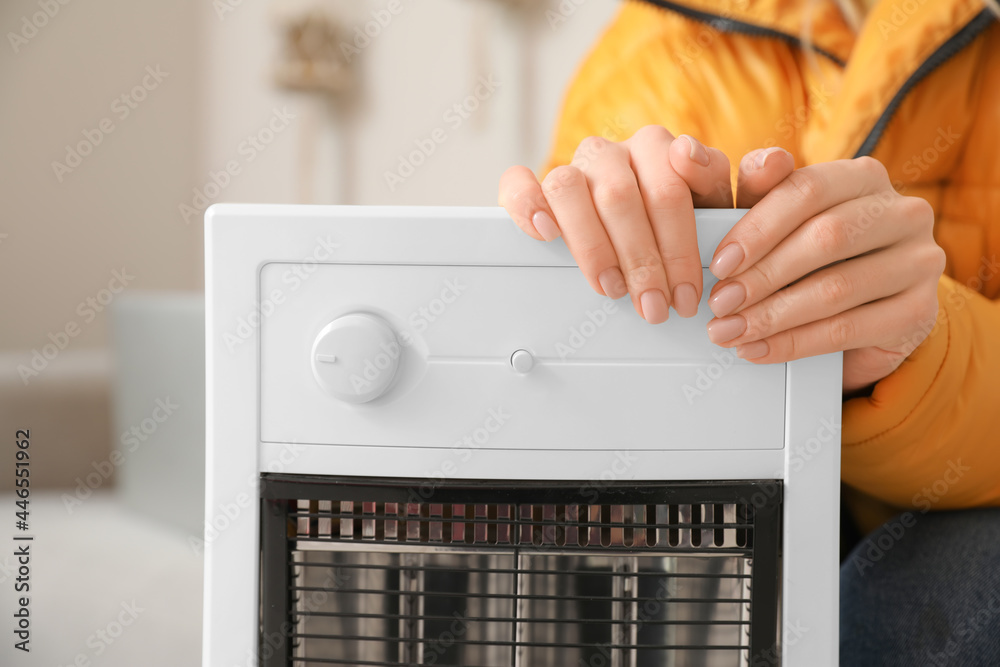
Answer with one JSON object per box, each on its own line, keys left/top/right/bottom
{"left": 311, "top": 313, "right": 400, "bottom": 404}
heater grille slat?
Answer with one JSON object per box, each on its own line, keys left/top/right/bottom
{"left": 290, "top": 586, "right": 752, "bottom": 605}
{"left": 293, "top": 611, "right": 751, "bottom": 626}
{"left": 292, "top": 561, "right": 753, "bottom": 578}
{"left": 260, "top": 476, "right": 781, "bottom": 667}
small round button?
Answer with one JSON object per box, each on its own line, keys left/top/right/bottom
{"left": 510, "top": 349, "right": 535, "bottom": 374}
{"left": 311, "top": 313, "right": 400, "bottom": 403}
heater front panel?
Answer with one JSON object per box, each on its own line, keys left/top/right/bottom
{"left": 259, "top": 263, "right": 786, "bottom": 452}
{"left": 204, "top": 206, "right": 841, "bottom": 667}
{"left": 259, "top": 475, "right": 782, "bottom": 667}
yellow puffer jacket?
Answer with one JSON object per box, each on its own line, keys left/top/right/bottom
{"left": 542, "top": 0, "right": 1000, "bottom": 532}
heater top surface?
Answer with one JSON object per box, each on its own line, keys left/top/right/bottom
{"left": 207, "top": 205, "right": 788, "bottom": 456}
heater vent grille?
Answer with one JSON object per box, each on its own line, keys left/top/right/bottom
{"left": 292, "top": 500, "right": 756, "bottom": 551}
{"left": 259, "top": 476, "right": 781, "bottom": 667}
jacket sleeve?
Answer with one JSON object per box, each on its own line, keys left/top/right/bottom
{"left": 841, "top": 38, "right": 1000, "bottom": 512}
{"left": 841, "top": 267, "right": 1000, "bottom": 510}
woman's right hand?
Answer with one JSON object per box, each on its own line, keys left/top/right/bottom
{"left": 499, "top": 126, "right": 795, "bottom": 323}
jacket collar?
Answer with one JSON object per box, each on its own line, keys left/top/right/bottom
{"left": 639, "top": 0, "right": 994, "bottom": 158}
{"left": 819, "top": 0, "right": 991, "bottom": 159}
{"left": 637, "top": 0, "right": 857, "bottom": 64}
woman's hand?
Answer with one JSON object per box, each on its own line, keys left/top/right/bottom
{"left": 498, "top": 126, "right": 794, "bottom": 322}
{"left": 705, "top": 156, "right": 946, "bottom": 394}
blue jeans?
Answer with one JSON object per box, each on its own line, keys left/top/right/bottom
{"left": 840, "top": 508, "right": 1000, "bottom": 666}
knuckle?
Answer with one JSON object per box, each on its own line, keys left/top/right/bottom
{"left": 621, "top": 253, "right": 663, "bottom": 286}
{"left": 660, "top": 254, "right": 702, "bottom": 281}
{"left": 575, "top": 135, "right": 613, "bottom": 161}
{"left": 741, "top": 310, "right": 764, "bottom": 339}
{"left": 633, "top": 124, "right": 674, "bottom": 144}
{"left": 783, "top": 170, "right": 823, "bottom": 205}
{"left": 573, "top": 239, "right": 611, "bottom": 268}
{"left": 917, "top": 243, "right": 947, "bottom": 276}
{"left": 593, "top": 177, "right": 638, "bottom": 209}
{"left": 855, "top": 155, "right": 889, "bottom": 181}
{"left": 645, "top": 178, "right": 691, "bottom": 210}
{"left": 761, "top": 330, "right": 796, "bottom": 363}
{"left": 542, "top": 165, "right": 583, "bottom": 198}
{"left": 747, "top": 259, "right": 778, "bottom": 292}
{"left": 741, "top": 308, "right": 769, "bottom": 340}
{"left": 902, "top": 195, "right": 935, "bottom": 229}
{"left": 808, "top": 214, "right": 849, "bottom": 254}
{"left": 738, "top": 213, "right": 771, "bottom": 249}
{"left": 504, "top": 183, "right": 536, "bottom": 210}
{"left": 783, "top": 331, "right": 798, "bottom": 362}
{"left": 827, "top": 314, "right": 856, "bottom": 349}
{"left": 817, "top": 271, "right": 851, "bottom": 306}
{"left": 755, "top": 291, "right": 790, "bottom": 332}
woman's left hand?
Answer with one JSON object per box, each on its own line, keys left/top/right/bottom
{"left": 705, "top": 155, "right": 946, "bottom": 395}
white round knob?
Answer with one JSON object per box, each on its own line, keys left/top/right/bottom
{"left": 510, "top": 349, "right": 535, "bottom": 374}
{"left": 311, "top": 313, "right": 400, "bottom": 403}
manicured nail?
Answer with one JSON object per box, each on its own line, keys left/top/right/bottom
{"left": 532, "top": 211, "right": 561, "bottom": 241}
{"left": 598, "top": 267, "right": 628, "bottom": 300}
{"left": 707, "top": 315, "right": 746, "bottom": 344}
{"left": 679, "top": 134, "right": 710, "bottom": 167}
{"left": 710, "top": 243, "right": 744, "bottom": 280}
{"left": 639, "top": 289, "right": 669, "bottom": 324}
{"left": 752, "top": 146, "right": 789, "bottom": 170}
{"left": 737, "top": 340, "right": 769, "bottom": 360}
{"left": 708, "top": 282, "right": 746, "bottom": 318}
{"left": 672, "top": 283, "right": 699, "bottom": 318}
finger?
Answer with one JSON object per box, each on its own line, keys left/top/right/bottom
{"left": 707, "top": 194, "right": 921, "bottom": 317}
{"left": 735, "top": 147, "right": 795, "bottom": 208}
{"left": 540, "top": 164, "right": 626, "bottom": 300}
{"left": 705, "top": 241, "right": 938, "bottom": 348}
{"left": 499, "top": 165, "right": 560, "bottom": 241}
{"left": 710, "top": 156, "right": 890, "bottom": 280}
{"left": 723, "top": 285, "right": 939, "bottom": 365}
{"left": 579, "top": 136, "right": 672, "bottom": 323}
{"left": 666, "top": 134, "right": 733, "bottom": 208}
{"left": 626, "top": 128, "right": 701, "bottom": 318}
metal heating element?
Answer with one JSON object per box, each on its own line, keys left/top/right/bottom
{"left": 259, "top": 476, "right": 781, "bottom": 667}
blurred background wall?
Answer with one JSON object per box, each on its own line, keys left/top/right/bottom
{"left": 1, "top": 0, "right": 619, "bottom": 350}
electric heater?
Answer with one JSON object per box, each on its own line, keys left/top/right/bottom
{"left": 203, "top": 205, "right": 841, "bottom": 667}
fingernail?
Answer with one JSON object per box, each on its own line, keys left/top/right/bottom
{"left": 752, "top": 146, "right": 788, "bottom": 170}
{"left": 672, "top": 283, "right": 699, "bottom": 318}
{"left": 710, "top": 243, "right": 744, "bottom": 280}
{"left": 532, "top": 211, "right": 561, "bottom": 241}
{"left": 708, "top": 282, "right": 746, "bottom": 318}
{"left": 598, "top": 267, "right": 628, "bottom": 300}
{"left": 639, "top": 289, "right": 670, "bottom": 324}
{"left": 679, "top": 135, "right": 710, "bottom": 167}
{"left": 737, "top": 340, "right": 769, "bottom": 360}
{"left": 707, "top": 315, "right": 746, "bottom": 344}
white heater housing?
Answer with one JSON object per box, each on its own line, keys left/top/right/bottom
{"left": 203, "top": 205, "right": 841, "bottom": 667}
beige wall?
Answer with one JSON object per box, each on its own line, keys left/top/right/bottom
{"left": 0, "top": 0, "right": 617, "bottom": 352}
{"left": 0, "top": 0, "right": 204, "bottom": 352}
